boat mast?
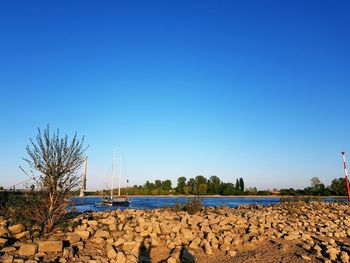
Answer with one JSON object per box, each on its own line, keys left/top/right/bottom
{"left": 118, "top": 147, "right": 122, "bottom": 197}
{"left": 111, "top": 146, "right": 116, "bottom": 199}
{"left": 80, "top": 156, "right": 88, "bottom": 197}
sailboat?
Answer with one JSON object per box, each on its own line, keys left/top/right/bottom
{"left": 99, "top": 147, "right": 130, "bottom": 206}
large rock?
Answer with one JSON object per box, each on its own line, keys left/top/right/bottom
{"left": 75, "top": 230, "right": 90, "bottom": 240}
{"left": 283, "top": 231, "right": 300, "bottom": 241}
{"left": 100, "top": 216, "right": 117, "bottom": 225}
{"left": 171, "top": 224, "right": 182, "bottom": 233}
{"left": 106, "top": 244, "right": 117, "bottom": 259}
{"left": 114, "top": 238, "right": 126, "bottom": 247}
{"left": 137, "top": 217, "right": 145, "bottom": 226}
{"left": 87, "top": 220, "right": 99, "bottom": 227}
{"left": 63, "top": 247, "right": 73, "bottom": 258}
{"left": 91, "top": 237, "right": 106, "bottom": 249}
{"left": 152, "top": 221, "right": 161, "bottom": 235}
{"left": 189, "top": 238, "right": 201, "bottom": 249}
{"left": 181, "top": 228, "right": 194, "bottom": 241}
{"left": 94, "top": 229, "right": 110, "bottom": 239}
{"left": 123, "top": 241, "right": 137, "bottom": 251}
{"left": 116, "top": 251, "right": 127, "bottom": 263}
{"left": 0, "top": 238, "right": 7, "bottom": 248}
{"left": 18, "top": 243, "right": 37, "bottom": 256}
{"left": 14, "top": 231, "right": 30, "bottom": 240}
{"left": 66, "top": 233, "right": 81, "bottom": 244}
{"left": 203, "top": 242, "right": 212, "bottom": 255}
{"left": 160, "top": 222, "right": 171, "bottom": 235}
{"left": 37, "top": 240, "right": 63, "bottom": 253}
{"left": 340, "top": 251, "right": 350, "bottom": 263}
{"left": 326, "top": 247, "right": 340, "bottom": 261}
{"left": 8, "top": 224, "right": 25, "bottom": 235}
{"left": 167, "top": 256, "right": 177, "bottom": 263}
{"left": 0, "top": 255, "right": 13, "bottom": 263}
{"left": 0, "top": 228, "right": 9, "bottom": 237}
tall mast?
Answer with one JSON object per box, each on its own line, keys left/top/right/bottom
{"left": 80, "top": 156, "right": 88, "bottom": 197}
{"left": 111, "top": 146, "right": 116, "bottom": 199}
{"left": 118, "top": 146, "right": 122, "bottom": 197}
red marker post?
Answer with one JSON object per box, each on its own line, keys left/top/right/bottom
{"left": 341, "top": 152, "right": 350, "bottom": 202}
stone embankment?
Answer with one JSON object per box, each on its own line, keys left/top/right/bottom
{"left": 0, "top": 202, "right": 350, "bottom": 262}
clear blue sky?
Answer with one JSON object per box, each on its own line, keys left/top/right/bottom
{"left": 0, "top": 0, "right": 349, "bottom": 190}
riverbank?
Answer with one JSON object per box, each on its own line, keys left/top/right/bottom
{"left": 79, "top": 194, "right": 348, "bottom": 198}
{"left": 1, "top": 201, "right": 349, "bottom": 262}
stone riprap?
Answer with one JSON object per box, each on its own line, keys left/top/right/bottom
{"left": 0, "top": 201, "right": 349, "bottom": 262}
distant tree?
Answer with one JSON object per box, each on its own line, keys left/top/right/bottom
{"left": 208, "top": 176, "right": 221, "bottom": 194}
{"left": 280, "top": 188, "right": 296, "bottom": 196}
{"left": 235, "top": 179, "right": 239, "bottom": 190}
{"left": 194, "top": 176, "right": 207, "bottom": 195}
{"left": 161, "top": 180, "right": 172, "bottom": 192}
{"left": 176, "top": 176, "right": 187, "bottom": 194}
{"left": 197, "top": 184, "right": 208, "bottom": 195}
{"left": 144, "top": 181, "right": 155, "bottom": 190}
{"left": 330, "top": 178, "right": 347, "bottom": 196}
{"left": 187, "top": 178, "right": 197, "bottom": 194}
{"left": 239, "top": 177, "right": 244, "bottom": 192}
{"left": 195, "top": 175, "right": 207, "bottom": 186}
{"left": 183, "top": 185, "right": 191, "bottom": 195}
{"left": 19, "top": 126, "right": 86, "bottom": 232}
{"left": 155, "top": 180, "right": 162, "bottom": 189}
{"left": 307, "top": 177, "right": 329, "bottom": 196}
{"left": 311, "top": 177, "right": 321, "bottom": 188}
{"left": 221, "top": 183, "right": 241, "bottom": 195}
{"left": 246, "top": 186, "right": 258, "bottom": 195}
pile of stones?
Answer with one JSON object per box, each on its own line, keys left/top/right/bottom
{"left": 0, "top": 201, "right": 350, "bottom": 262}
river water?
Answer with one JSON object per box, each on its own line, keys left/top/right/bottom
{"left": 70, "top": 196, "right": 345, "bottom": 212}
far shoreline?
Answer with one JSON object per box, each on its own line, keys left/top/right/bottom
{"left": 75, "top": 194, "right": 348, "bottom": 199}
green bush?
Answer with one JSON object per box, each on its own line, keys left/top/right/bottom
{"left": 171, "top": 198, "right": 203, "bottom": 214}
{"left": 184, "top": 198, "right": 203, "bottom": 215}
{"left": 280, "top": 196, "right": 321, "bottom": 203}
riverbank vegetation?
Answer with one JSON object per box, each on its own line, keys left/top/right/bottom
{"left": 91, "top": 176, "right": 247, "bottom": 196}
{"left": 88, "top": 176, "right": 348, "bottom": 197}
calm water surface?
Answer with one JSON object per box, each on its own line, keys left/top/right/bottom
{"left": 70, "top": 196, "right": 345, "bottom": 213}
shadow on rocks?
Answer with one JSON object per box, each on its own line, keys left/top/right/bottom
{"left": 180, "top": 246, "right": 195, "bottom": 263}
{"left": 138, "top": 239, "right": 151, "bottom": 263}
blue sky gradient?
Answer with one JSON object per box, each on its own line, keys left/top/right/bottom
{"left": 1, "top": 0, "right": 349, "bottom": 190}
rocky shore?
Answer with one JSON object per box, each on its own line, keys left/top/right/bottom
{"left": 0, "top": 201, "right": 350, "bottom": 262}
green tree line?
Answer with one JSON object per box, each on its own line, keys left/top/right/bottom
{"left": 92, "top": 176, "right": 246, "bottom": 196}
{"left": 89, "top": 176, "right": 350, "bottom": 197}
{"left": 279, "top": 177, "right": 348, "bottom": 196}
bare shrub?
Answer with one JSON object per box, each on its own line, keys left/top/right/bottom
{"left": 184, "top": 198, "right": 203, "bottom": 215}
{"left": 16, "top": 126, "right": 87, "bottom": 232}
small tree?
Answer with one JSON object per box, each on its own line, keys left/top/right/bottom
{"left": 208, "top": 176, "right": 221, "bottom": 194}
{"left": 239, "top": 177, "right": 245, "bottom": 192}
{"left": 235, "top": 179, "right": 239, "bottom": 190}
{"left": 161, "top": 179, "right": 172, "bottom": 192}
{"left": 176, "top": 176, "right": 187, "bottom": 194}
{"left": 22, "top": 126, "right": 86, "bottom": 232}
